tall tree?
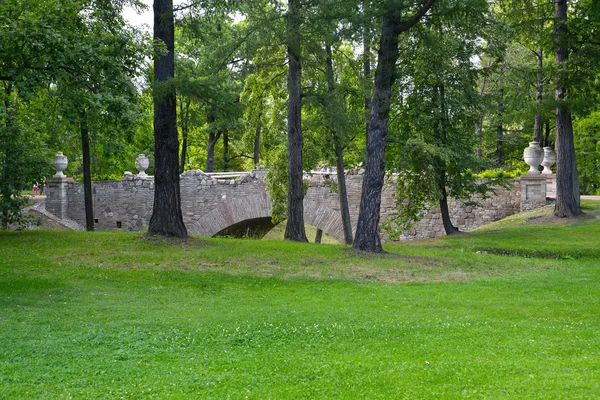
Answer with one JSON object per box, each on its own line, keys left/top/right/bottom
{"left": 148, "top": 0, "right": 188, "bottom": 237}
{"left": 387, "top": 0, "right": 500, "bottom": 237}
{"left": 284, "top": 0, "right": 308, "bottom": 242}
{"left": 353, "top": 0, "right": 436, "bottom": 252}
{"left": 553, "top": 0, "right": 581, "bottom": 217}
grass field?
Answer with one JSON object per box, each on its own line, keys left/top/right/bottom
{"left": 1, "top": 202, "right": 599, "bottom": 399}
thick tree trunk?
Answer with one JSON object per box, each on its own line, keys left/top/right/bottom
{"left": 326, "top": 44, "right": 353, "bottom": 245}
{"left": 353, "top": 13, "right": 400, "bottom": 252}
{"left": 284, "top": 0, "right": 308, "bottom": 242}
{"left": 353, "top": 1, "right": 435, "bottom": 252}
{"left": 149, "top": 0, "right": 187, "bottom": 237}
{"left": 363, "top": 25, "right": 372, "bottom": 138}
{"left": 253, "top": 118, "right": 261, "bottom": 166}
{"left": 80, "top": 111, "right": 94, "bottom": 231}
{"left": 533, "top": 49, "right": 544, "bottom": 143}
{"left": 553, "top": 0, "right": 581, "bottom": 217}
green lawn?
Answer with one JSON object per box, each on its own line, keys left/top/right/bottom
{"left": 1, "top": 202, "right": 599, "bottom": 399}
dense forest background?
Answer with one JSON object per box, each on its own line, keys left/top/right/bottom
{"left": 1, "top": 0, "right": 599, "bottom": 234}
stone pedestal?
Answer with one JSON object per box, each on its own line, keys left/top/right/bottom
{"left": 546, "top": 174, "right": 556, "bottom": 199}
{"left": 46, "top": 177, "right": 73, "bottom": 219}
{"left": 520, "top": 175, "right": 547, "bottom": 211}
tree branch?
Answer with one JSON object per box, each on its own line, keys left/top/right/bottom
{"left": 395, "top": 0, "right": 437, "bottom": 34}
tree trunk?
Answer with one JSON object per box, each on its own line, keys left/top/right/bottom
{"left": 91, "top": 129, "right": 97, "bottom": 175}
{"left": 253, "top": 117, "right": 261, "bottom": 166}
{"left": 533, "top": 49, "right": 544, "bottom": 143}
{"left": 553, "top": 0, "right": 581, "bottom": 217}
{"left": 205, "top": 106, "right": 222, "bottom": 173}
{"left": 326, "top": 43, "right": 353, "bottom": 244}
{"left": 353, "top": 1, "right": 435, "bottom": 252}
{"left": 148, "top": 0, "right": 187, "bottom": 237}
{"left": 179, "top": 98, "right": 191, "bottom": 173}
{"left": 353, "top": 13, "right": 400, "bottom": 252}
{"left": 80, "top": 111, "right": 94, "bottom": 231}
{"left": 363, "top": 24, "right": 372, "bottom": 138}
{"left": 544, "top": 120, "right": 551, "bottom": 148}
{"left": 439, "top": 180, "right": 457, "bottom": 235}
{"left": 496, "top": 88, "right": 504, "bottom": 166}
{"left": 314, "top": 228, "right": 323, "bottom": 244}
{"left": 435, "top": 84, "right": 457, "bottom": 235}
{"left": 475, "top": 71, "right": 488, "bottom": 158}
{"left": 223, "top": 131, "right": 229, "bottom": 171}
{"left": 284, "top": 0, "right": 308, "bottom": 242}
{"left": 207, "top": 131, "right": 216, "bottom": 172}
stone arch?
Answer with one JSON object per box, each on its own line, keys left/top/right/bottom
{"left": 303, "top": 198, "right": 345, "bottom": 243}
{"left": 189, "top": 192, "right": 271, "bottom": 237}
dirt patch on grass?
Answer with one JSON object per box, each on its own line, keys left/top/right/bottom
{"left": 140, "top": 234, "right": 210, "bottom": 250}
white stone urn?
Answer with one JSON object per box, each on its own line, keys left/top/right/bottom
{"left": 135, "top": 154, "right": 149, "bottom": 177}
{"left": 523, "top": 141, "right": 543, "bottom": 174}
{"left": 53, "top": 152, "right": 68, "bottom": 178}
{"left": 541, "top": 147, "right": 556, "bottom": 174}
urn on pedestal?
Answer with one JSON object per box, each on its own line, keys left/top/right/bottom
{"left": 135, "top": 154, "right": 150, "bottom": 177}
{"left": 541, "top": 147, "right": 556, "bottom": 174}
{"left": 53, "top": 152, "right": 68, "bottom": 178}
{"left": 523, "top": 141, "right": 543, "bottom": 175}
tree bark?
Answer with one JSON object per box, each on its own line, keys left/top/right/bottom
{"left": 363, "top": 23, "right": 372, "bottom": 139}
{"left": 223, "top": 131, "right": 229, "bottom": 171}
{"left": 179, "top": 97, "right": 191, "bottom": 173}
{"left": 253, "top": 118, "right": 261, "bottom": 166}
{"left": 353, "top": 13, "right": 399, "bottom": 252}
{"left": 80, "top": 110, "right": 94, "bottom": 231}
{"left": 314, "top": 228, "right": 323, "bottom": 244}
{"left": 353, "top": 1, "right": 436, "bottom": 252}
{"left": 435, "top": 84, "right": 458, "bottom": 235}
{"left": 205, "top": 105, "right": 221, "bottom": 173}
{"left": 496, "top": 88, "right": 504, "bottom": 166}
{"left": 148, "top": 0, "right": 187, "bottom": 237}
{"left": 325, "top": 43, "right": 353, "bottom": 244}
{"left": 533, "top": 49, "right": 544, "bottom": 143}
{"left": 553, "top": 0, "right": 581, "bottom": 217}
{"left": 284, "top": 0, "right": 308, "bottom": 242}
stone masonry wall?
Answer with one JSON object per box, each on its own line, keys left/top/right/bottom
{"left": 56, "top": 170, "right": 521, "bottom": 243}
{"left": 65, "top": 170, "right": 269, "bottom": 236}
{"left": 307, "top": 175, "right": 521, "bottom": 242}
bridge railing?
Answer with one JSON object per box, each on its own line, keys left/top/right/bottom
{"left": 204, "top": 172, "right": 246, "bottom": 179}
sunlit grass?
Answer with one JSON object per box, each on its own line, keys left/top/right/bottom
{"left": 1, "top": 202, "right": 599, "bottom": 398}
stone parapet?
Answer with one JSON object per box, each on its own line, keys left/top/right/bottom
{"left": 44, "top": 169, "right": 545, "bottom": 243}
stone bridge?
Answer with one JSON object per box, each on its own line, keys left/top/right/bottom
{"left": 45, "top": 168, "right": 552, "bottom": 242}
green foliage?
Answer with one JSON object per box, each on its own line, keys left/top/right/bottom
{"left": 475, "top": 168, "right": 524, "bottom": 179}
{"left": 0, "top": 93, "right": 50, "bottom": 228}
{"left": 386, "top": 0, "right": 500, "bottom": 236}
{"left": 264, "top": 146, "right": 288, "bottom": 224}
{"left": 574, "top": 111, "right": 600, "bottom": 195}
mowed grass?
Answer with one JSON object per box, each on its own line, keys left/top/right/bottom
{"left": 1, "top": 202, "right": 599, "bottom": 399}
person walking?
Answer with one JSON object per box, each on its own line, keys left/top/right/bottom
{"left": 40, "top": 176, "right": 47, "bottom": 195}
